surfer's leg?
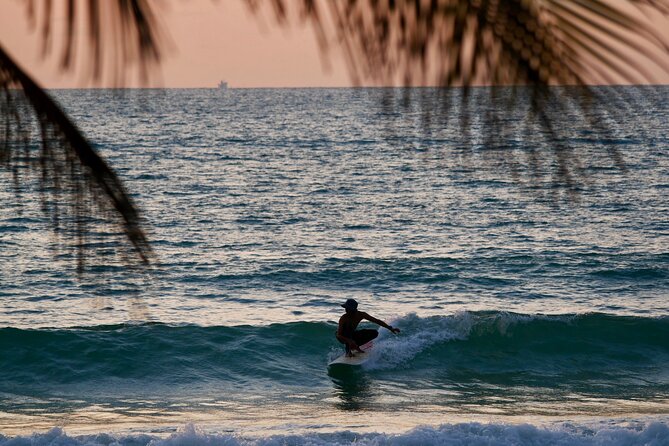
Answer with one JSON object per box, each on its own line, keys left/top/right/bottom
{"left": 353, "top": 329, "right": 378, "bottom": 347}
{"left": 336, "top": 330, "right": 352, "bottom": 355}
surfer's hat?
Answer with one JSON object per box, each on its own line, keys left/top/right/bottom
{"left": 341, "top": 298, "right": 358, "bottom": 310}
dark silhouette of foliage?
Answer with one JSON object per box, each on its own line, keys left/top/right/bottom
{"left": 248, "top": 0, "right": 669, "bottom": 86}
{"left": 1, "top": 0, "right": 161, "bottom": 268}
{"left": 247, "top": 0, "right": 669, "bottom": 196}
{"left": 25, "top": 0, "right": 163, "bottom": 84}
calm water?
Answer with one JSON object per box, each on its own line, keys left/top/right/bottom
{"left": 1, "top": 87, "right": 668, "bottom": 445}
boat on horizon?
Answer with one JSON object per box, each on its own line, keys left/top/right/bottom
{"left": 218, "top": 81, "right": 228, "bottom": 89}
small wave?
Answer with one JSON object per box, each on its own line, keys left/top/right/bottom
{"left": 365, "top": 311, "right": 669, "bottom": 370}
{"left": 590, "top": 267, "right": 667, "bottom": 280}
{"left": 165, "top": 253, "right": 669, "bottom": 291}
{"left": 201, "top": 256, "right": 460, "bottom": 287}
{"left": 1, "top": 422, "right": 668, "bottom": 446}
{"left": 363, "top": 312, "right": 474, "bottom": 370}
{"left": 0, "top": 224, "right": 30, "bottom": 233}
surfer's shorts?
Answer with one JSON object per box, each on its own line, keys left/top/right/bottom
{"left": 340, "top": 329, "right": 378, "bottom": 353}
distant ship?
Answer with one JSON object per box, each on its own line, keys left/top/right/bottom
{"left": 218, "top": 81, "right": 228, "bottom": 89}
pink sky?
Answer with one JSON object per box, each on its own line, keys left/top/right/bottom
{"left": 1, "top": 0, "right": 668, "bottom": 88}
{"left": 0, "top": 0, "right": 351, "bottom": 88}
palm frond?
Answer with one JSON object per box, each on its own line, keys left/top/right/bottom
{"left": 1, "top": 44, "right": 152, "bottom": 269}
{"left": 25, "top": 0, "right": 164, "bottom": 84}
{"left": 255, "top": 0, "right": 669, "bottom": 87}
{"left": 1, "top": 0, "right": 164, "bottom": 269}
{"left": 249, "top": 0, "right": 669, "bottom": 196}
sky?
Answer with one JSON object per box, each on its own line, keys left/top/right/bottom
{"left": 1, "top": 0, "right": 668, "bottom": 89}
{"left": 0, "top": 0, "right": 351, "bottom": 88}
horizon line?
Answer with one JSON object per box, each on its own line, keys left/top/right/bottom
{"left": 30, "top": 83, "right": 669, "bottom": 91}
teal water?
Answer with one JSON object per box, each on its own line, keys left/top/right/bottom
{"left": 0, "top": 87, "right": 668, "bottom": 443}
{"left": 2, "top": 313, "right": 668, "bottom": 403}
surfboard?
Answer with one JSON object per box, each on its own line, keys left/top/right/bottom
{"left": 328, "top": 341, "right": 374, "bottom": 366}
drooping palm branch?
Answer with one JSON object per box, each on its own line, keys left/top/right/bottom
{"left": 1, "top": 44, "right": 152, "bottom": 269}
{"left": 248, "top": 0, "right": 669, "bottom": 195}
{"left": 25, "top": 0, "right": 163, "bottom": 84}
{"left": 1, "top": 0, "right": 162, "bottom": 268}
{"left": 249, "top": 0, "right": 669, "bottom": 87}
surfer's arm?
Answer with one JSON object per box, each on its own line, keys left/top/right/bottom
{"left": 361, "top": 313, "right": 400, "bottom": 334}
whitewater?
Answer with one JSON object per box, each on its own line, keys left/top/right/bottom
{"left": 1, "top": 87, "right": 668, "bottom": 445}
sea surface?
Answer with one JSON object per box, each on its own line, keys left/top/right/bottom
{"left": 1, "top": 87, "right": 668, "bottom": 445}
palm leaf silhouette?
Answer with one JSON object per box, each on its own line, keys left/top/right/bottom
{"left": 251, "top": 0, "right": 669, "bottom": 86}
{"left": 249, "top": 0, "right": 669, "bottom": 196}
{"left": 1, "top": 0, "right": 161, "bottom": 268}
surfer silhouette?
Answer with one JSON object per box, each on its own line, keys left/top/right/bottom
{"left": 336, "top": 298, "right": 400, "bottom": 356}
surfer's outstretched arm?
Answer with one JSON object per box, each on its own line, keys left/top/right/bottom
{"left": 361, "top": 312, "right": 401, "bottom": 334}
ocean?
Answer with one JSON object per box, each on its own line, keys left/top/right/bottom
{"left": 1, "top": 87, "right": 668, "bottom": 445}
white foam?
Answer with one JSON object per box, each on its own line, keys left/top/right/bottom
{"left": 359, "top": 311, "right": 577, "bottom": 370}
{"left": 2, "top": 422, "right": 668, "bottom": 446}
{"left": 362, "top": 311, "right": 474, "bottom": 370}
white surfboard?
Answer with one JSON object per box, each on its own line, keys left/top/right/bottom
{"left": 328, "top": 341, "right": 374, "bottom": 366}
